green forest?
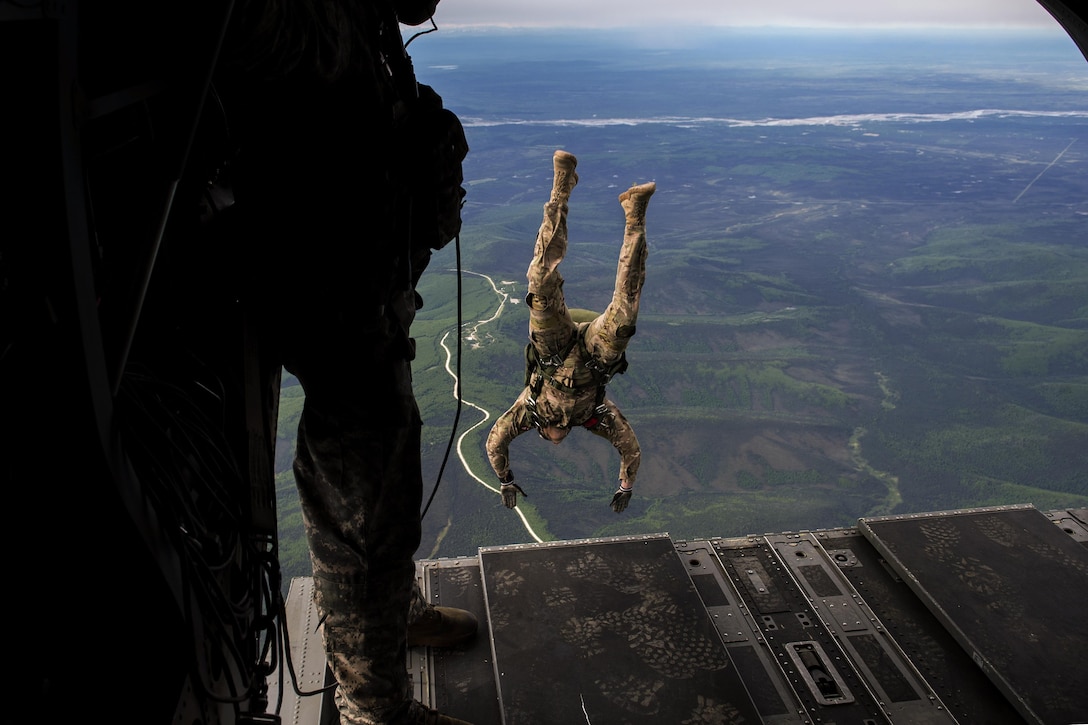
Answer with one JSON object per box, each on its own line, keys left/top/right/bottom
{"left": 270, "top": 30, "right": 1088, "bottom": 582}
{"left": 273, "top": 204, "right": 1088, "bottom": 584}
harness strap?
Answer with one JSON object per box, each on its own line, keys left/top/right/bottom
{"left": 581, "top": 403, "right": 610, "bottom": 430}
{"left": 524, "top": 326, "right": 628, "bottom": 429}
{"left": 524, "top": 329, "right": 580, "bottom": 397}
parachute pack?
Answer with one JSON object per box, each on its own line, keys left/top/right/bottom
{"left": 524, "top": 325, "right": 628, "bottom": 409}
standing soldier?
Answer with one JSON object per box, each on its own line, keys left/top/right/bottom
{"left": 486, "top": 150, "right": 655, "bottom": 514}
{"left": 220, "top": 1, "right": 475, "bottom": 723}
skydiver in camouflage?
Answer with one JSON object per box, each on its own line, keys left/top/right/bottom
{"left": 485, "top": 150, "right": 655, "bottom": 514}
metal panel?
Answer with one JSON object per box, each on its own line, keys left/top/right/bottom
{"left": 677, "top": 539, "right": 804, "bottom": 724}
{"left": 1045, "top": 507, "right": 1088, "bottom": 544}
{"left": 859, "top": 505, "right": 1088, "bottom": 725}
{"left": 769, "top": 532, "right": 958, "bottom": 723}
{"left": 819, "top": 526, "right": 1029, "bottom": 724}
{"left": 712, "top": 535, "right": 894, "bottom": 724}
{"left": 277, "top": 507, "right": 1087, "bottom": 724}
{"left": 478, "top": 534, "right": 762, "bottom": 724}
{"left": 414, "top": 558, "right": 503, "bottom": 725}
{"left": 268, "top": 577, "right": 337, "bottom": 725}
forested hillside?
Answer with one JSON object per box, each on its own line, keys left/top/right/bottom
{"left": 273, "top": 28, "right": 1088, "bottom": 582}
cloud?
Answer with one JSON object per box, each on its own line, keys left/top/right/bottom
{"left": 432, "top": 0, "right": 1061, "bottom": 30}
{"left": 459, "top": 109, "right": 1088, "bottom": 129}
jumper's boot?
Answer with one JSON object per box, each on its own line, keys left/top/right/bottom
{"left": 335, "top": 696, "right": 475, "bottom": 725}
{"left": 400, "top": 700, "right": 475, "bottom": 724}
{"left": 407, "top": 604, "right": 479, "bottom": 648}
{"left": 528, "top": 149, "right": 579, "bottom": 308}
{"left": 619, "top": 181, "right": 655, "bottom": 228}
{"left": 550, "top": 149, "right": 579, "bottom": 204}
{"left": 599, "top": 180, "right": 655, "bottom": 323}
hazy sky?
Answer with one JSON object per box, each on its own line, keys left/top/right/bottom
{"left": 429, "top": 0, "right": 1062, "bottom": 31}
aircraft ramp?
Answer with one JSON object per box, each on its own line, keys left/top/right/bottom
{"left": 272, "top": 504, "right": 1088, "bottom": 725}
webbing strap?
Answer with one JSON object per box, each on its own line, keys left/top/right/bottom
{"left": 525, "top": 327, "right": 627, "bottom": 407}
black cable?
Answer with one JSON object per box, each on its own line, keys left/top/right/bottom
{"left": 404, "top": 17, "right": 439, "bottom": 49}
{"left": 276, "top": 593, "right": 339, "bottom": 698}
{"left": 117, "top": 362, "right": 281, "bottom": 713}
{"left": 421, "top": 230, "right": 463, "bottom": 521}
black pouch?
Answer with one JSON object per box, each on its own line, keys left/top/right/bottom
{"left": 395, "top": 83, "right": 469, "bottom": 253}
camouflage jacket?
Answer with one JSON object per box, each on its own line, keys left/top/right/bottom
{"left": 485, "top": 333, "right": 641, "bottom": 487}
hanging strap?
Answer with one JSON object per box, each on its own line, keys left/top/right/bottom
{"left": 524, "top": 326, "right": 628, "bottom": 405}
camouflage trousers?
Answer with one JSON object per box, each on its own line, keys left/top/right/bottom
{"left": 526, "top": 172, "right": 647, "bottom": 366}
{"left": 292, "top": 361, "right": 424, "bottom": 725}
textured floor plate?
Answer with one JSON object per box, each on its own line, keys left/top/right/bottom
{"left": 477, "top": 533, "right": 762, "bottom": 725}
{"left": 859, "top": 504, "right": 1088, "bottom": 725}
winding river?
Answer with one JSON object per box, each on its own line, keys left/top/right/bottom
{"left": 436, "top": 270, "right": 544, "bottom": 543}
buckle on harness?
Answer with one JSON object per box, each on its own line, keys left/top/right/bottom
{"left": 527, "top": 395, "right": 546, "bottom": 430}
{"left": 585, "top": 357, "right": 614, "bottom": 383}
{"left": 582, "top": 404, "right": 609, "bottom": 430}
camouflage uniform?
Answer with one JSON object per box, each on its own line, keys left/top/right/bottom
{"left": 486, "top": 151, "right": 653, "bottom": 503}
{"left": 293, "top": 373, "right": 423, "bottom": 724}
{"left": 221, "top": 1, "right": 467, "bottom": 722}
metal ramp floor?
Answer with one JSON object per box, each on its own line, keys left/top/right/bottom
{"left": 274, "top": 504, "right": 1088, "bottom": 725}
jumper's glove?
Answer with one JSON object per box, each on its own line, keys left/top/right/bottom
{"left": 501, "top": 482, "right": 527, "bottom": 509}
{"left": 610, "top": 486, "right": 633, "bottom": 513}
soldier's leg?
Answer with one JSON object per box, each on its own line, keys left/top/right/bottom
{"left": 584, "top": 181, "right": 656, "bottom": 364}
{"left": 526, "top": 150, "right": 579, "bottom": 358}
{"left": 292, "top": 374, "right": 423, "bottom": 725}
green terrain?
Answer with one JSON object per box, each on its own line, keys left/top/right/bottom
{"left": 275, "top": 168, "right": 1087, "bottom": 579}
{"left": 272, "top": 29, "right": 1088, "bottom": 581}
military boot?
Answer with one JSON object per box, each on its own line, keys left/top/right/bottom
{"left": 551, "top": 149, "right": 578, "bottom": 204}
{"left": 407, "top": 605, "right": 479, "bottom": 648}
{"left": 619, "top": 181, "right": 655, "bottom": 227}
{"left": 396, "top": 700, "right": 474, "bottom": 724}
